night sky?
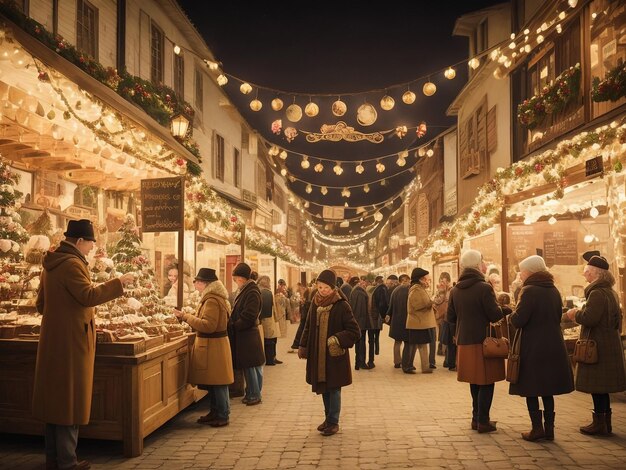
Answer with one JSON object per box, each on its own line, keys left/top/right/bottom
{"left": 176, "top": 1, "right": 506, "bottom": 236}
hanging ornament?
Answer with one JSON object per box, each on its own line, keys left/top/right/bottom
{"left": 284, "top": 127, "right": 298, "bottom": 142}
{"left": 468, "top": 58, "right": 480, "bottom": 69}
{"left": 416, "top": 122, "right": 427, "bottom": 138}
{"left": 374, "top": 212, "right": 383, "bottom": 221}
{"left": 305, "top": 102, "right": 319, "bottom": 117}
{"left": 314, "top": 162, "right": 324, "bottom": 173}
{"left": 216, "top": 74, "right": 228, "bottom": 86}
{"left": 286, "top": 104, "right": 303, "bottom": 123}
{"left": 320, "top": 186, "right": 328, "bottom": 195}
{"left": 418, "top": 147, "right": 426, "bottom": 157}
{"left": 355, "top": 162, "right": 365, "bottom": 174}
{"left": 375, "top": 161, "right": 385, "bottom": 173}
{"left": 239, "top": 82, "right": 253, "bottom": 94}
{"left": 380, "top": 179, "right": 387, "bottom": 186}
{"left": 341, "top": 187, "right": 351, "bottom": 198}
{"left": 357, "top": 103, "right": 377, "bottom": 126}
{"left": 279, "top": 150, "right": 288, "bottom": 160}
{"left": 426, "top": 148, "right": 434, "bottom": 157}
{"left": 380, "top": 95, "right": 395, "bottom": 111}
{"left": 402, "top": 90, "right": 416, "bottom": 104}
{"left": 305, "top": 184, "right": 312, "bottom": 194}
{"left": 250, "top": 99, "right": 262, "bottom": 111}
{"left": 333, "top": 162, "right": 343, "bottom": 175}
{"left": 363, "top": 184, "right": 370, "bottom": 193}
{"left": 332, "top": 99, "right": 347, "bottom": 116}
{"left": 271, "top": 98, "right": 284, "bottom": 111}
{"left": 423, "top": 81, "right": 437, "bottom": 96}
{"left": 396, "top": 156, "right": 406, "bottom": 167}
{"left": 271, "top": 119, "right": 282, "bottom": 135}
{"left": 301, "top": 156, "right": 310, "bottom": 169}
{"left": 395, "top": 126, "right": 408, "bottom": 138}
{"left": 444, "top": 67, "right": 456, "bottom": 79}
{"left": 37, "top": 71, "right": 50, "bottom": 82}
{"left": 280, "top": 168, "right": 287, "bottom": 176}
{"left": 269, "top": 145, "right": 279, "bottom": 156}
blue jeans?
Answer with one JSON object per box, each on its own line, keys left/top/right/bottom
{"left": 243, "top": 366, "right": 263, "bottom": 400}
{"left": 45, "top": 424, "right": 79, "bottom": 468}
{"left": 208, "top": 385, "right": 230, "bottom": 420}
{"left": 322, "top": 388, "right": 341, "bottom": 425}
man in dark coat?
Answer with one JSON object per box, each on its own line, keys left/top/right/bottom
{"left": 386, "top": 274, "right": 410, "bottom": 369}
{"left": 385, "top": 274, "right": 399, "bottom": 303}
{"left": 349, "top": 278, "right": 370, "bottom": 370}
{"left": 299, "top": 269, "right": 360, "bottom": 436}
{"left": 370, "top": 276, "right": 388, "bottom": 362}
{"left": 340, "top": 276, "right": 356, "bottom": 299}
{"left": 229, "top": 263, "right": 265, "bottom": 406}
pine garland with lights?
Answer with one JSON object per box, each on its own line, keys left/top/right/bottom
{"left": 517, "top": 64, "right": 581, "bottom": 129}
{"left": 592, "top": 60, "right": 626, "bottom": 103}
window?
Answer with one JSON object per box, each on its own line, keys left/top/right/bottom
{"left": 195, "top": 68, "right": 203, "bottom": 111}
{"left": 272, "top": 210, "right": 281, "bottom": 225}
{"left": 256, "top": 162, "right": 266, "bottom": 201}
{"left": 12, "top": 0, "right": 28, "bottom": 15}
{"left": 476, "top": 20, "right": 488, "bottom": 55}
{"left": 76, "top": 0, "right": 98, "bottom": 60}
{"left": 233, "top": 148, "right": 241, "bottom": 188}
{"left": 590, "top": 0, "right": 626, "bottom": 118}
{"left": 174, "top": 53, "right": 184, "bottom": 99}
{"left": 150, "top": 21, "right": 164, "bottom": 84}
{"left": 459, "top": 96, "right": 487, "bottom": 178}
{"left": 214, "top": 134, "right": 224, "bottom": 182}
{"left": 273, "top": 185, "right": 285, "bottom": 211}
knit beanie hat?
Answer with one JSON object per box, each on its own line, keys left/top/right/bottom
{"left": 232, "top": 262, "right": 252, "bottom": 279}
{"left": 316, "top": 269, "right": 337, "bottom": 288}
{"left": 519, "top": 255, "right": 547, "bottom": 273}
{"left": 460, "top": 249, "right": 482, "bottom": 269}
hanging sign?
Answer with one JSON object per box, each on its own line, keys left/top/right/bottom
{"left": 140, "top": 177, "right": 184, "bottom": 232}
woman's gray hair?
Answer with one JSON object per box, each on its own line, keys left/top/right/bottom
{"left": 589, "top": 265, "right": 615, "bottom": 286}
{"left": 257, "top": 275, "right": 271, "bottom": 288}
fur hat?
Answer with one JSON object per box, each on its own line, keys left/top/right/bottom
{"left": 232, "top": 262, "right": 252, "bottom": 279}
{"left": 410, "top": 267, "right": 429, "bottom": 283}
{"left": 588, "top": 255, "right": 609, "bottom": 270}
{"left": 316, "top": 269, "right": 337, "bottom": 288}
{"left": 519, "top": 255, "right": 547, "bottom": 273}
{"left": 460, "top": 249, "right": 482, "bottom": 269}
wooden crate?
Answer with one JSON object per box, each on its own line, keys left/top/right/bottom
{"left": 96, "top": 339, "right": 146, "bottom": 356}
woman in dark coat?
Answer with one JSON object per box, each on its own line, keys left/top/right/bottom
{"left": 446, "top": 249, "right": 504, "bottom": 433}
{"left": 387, "top": 274, "right": 410, "bottom": 369}
{"left": 298, "top": 269, "right": 361, "bottom": 436}
{"left": 564, "top": 255, "right": 626, "bottom": 436}
{"left": 508, "top": 255, "right": 574, "bottom": 441}
{"left": 229, "top": 263, "right": 265, "bottom": 406}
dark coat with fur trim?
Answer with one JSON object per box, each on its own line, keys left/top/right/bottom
{"left": 508, "top": 271, "right": 574, "bottom": 397}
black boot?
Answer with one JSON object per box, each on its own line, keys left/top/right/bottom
{"left": 606, "top": 409, "right": 612, "bottom": 435}
{"left": 544, "top": 411, "right": 555, "bottom": 440}
{"left": 522, "top": 410, "right": 545, "bottom": 441}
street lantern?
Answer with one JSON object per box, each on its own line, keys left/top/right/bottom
{"left": 170, "top": 114, "right": 189, "bottom": 139}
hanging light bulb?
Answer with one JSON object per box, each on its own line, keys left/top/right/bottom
{"left": 376, "top": 161, "right": 385, "bottom": 173}
{"left": 548, "top": 216, "right": 557, "bottom": 225}
{"left": 279, "top": 150, "right": 288, "bottom": 160}
{"left": 590, "top": 205, "right": 599, "bottom": 218}
{"left": 584, "top": 233, "right": 594, "bottom": 243}
{"left": 271, "top": 98, "right": 284, "bottom": 111}
{"left": 320, "top": 186, "right": 328, "bottom": 195}
{"left": 249, "top": 99, "right": 262, "bottom": 111}
{"left": 396, "top": 156, "right": 406, "bottom": 167}
{"left": 380, "top": 179, "right": 386, "bottom": 186}
{"left": 341, "top": 187, "right": 351, "bottom": 198}
{"left": 305, "top": 184, "right": 312, "bottom": 194}
{"left": 402, "top": 90, "right": 416, "bottom": 104}
{"left": 363, "top": 184, "right": 370, "bottom": 193}
{"left": 216, "top": 74, "right": 228, "bottom": 86}
{"left": 468, "top": 58, "right": 480, "bottom": 69}
{"left": 422, "top": 81, "right": 437, "bottom": 96}
{"left": 374, "top": 212, "right": 383, "bottom": 222}
{"left": 426, "top": 149, "right": 434, "bottom": 158}
{"left": 280, "top": 168, "right": 287, "bottom": 176}
{"left": 269, "top": 146, "right": 279, "bottom": 156}
{"left": 444, "top": 67, "right": 456, "bottom": 79}
{"left": 568, "top": 0, "right": 578, "bottom": 8}
{"left": 239, "top": 82, "right": 253, "bottom": 94}
{"left": 380, "top": 95, "right": 395, "bottom": 111}
{"left": 418, "top": 147, "right": 426, "bottom": 157}
{"left": 314, "top": 162, "right": 324, "bottom": 173}
{"left": 173, "top": 45, "right": 181, "bottom": 55}
{"left": 344, "top": 202, "right": 349, "bottom": 208}
{"left": 355, "top": 162, "right": 365, "bottom": 174}
{"left": 301, "top": 156, "right": 310, "bottom": 169}
{"left": 304, "top": 201, "right": 309, "bottom": 208}
{"left": 333, "top": 162, "right": 343, "bottom": 175}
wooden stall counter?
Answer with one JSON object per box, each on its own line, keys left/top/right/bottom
{"left": 0, "top": 333, "right": 196, "bottom": 457}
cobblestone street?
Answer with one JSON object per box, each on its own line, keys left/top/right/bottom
{"left": 2, "top": 326, "right": 626, "bottom": 469}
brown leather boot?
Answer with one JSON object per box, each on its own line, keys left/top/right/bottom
{"left": 317, "top": 420, "right": 327, "bottom": 432}
{"left": 522, "top": 410, "right": 545, "bottom": 441}
{"left": 580, "top": 412, "right": 609, "bottom": 436}
{"left": 544, "top": 411, "right": 555, "bottom": 440}
{"left": 477, "top": 421, "right": 497, "bottom": 433}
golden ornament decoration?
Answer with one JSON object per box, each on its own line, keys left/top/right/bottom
{"left": 216, "top": 74, "right": 228, "bottom": 86}
{"left": 468, "top": 58, "right": 480, "bottom": 69}
{"left": 250, "top": 99, "right": 262, "bottom": 111}
{"left": 380, "top": 95, "right": 395, "bottom": 111}
{"left": 286, "top": 104, "right": 303, "bottom": 122}
{"left": 363, "top": 184, "right": 370, "bottom": 193}
{"left": 271, "top": 98, "right": 284, "bottom": 111}
{"left": 423, "top": 81, "right": 437, "bottom": 96}
{"left": 444, "top": 67, "right": 456, "bottom": 79}
{"left": 320, "top": 186, "right": 328, "bottom": 195}
{"left": 332, "top": 100, "right": 347, "bottom": 116}
{"left": 305, "top": 102, "right": 319, "bottom": 117}
{"left": 357, "top": 103, "right": 377, "bottom": 126}
{"left": 314, "top": 162, "right": 324, "bottom": 173}
{"left": 240, "top": 82, "right": 253, "bottom": 94}
{"left": 402, "top": 90, "right": 416, "bottom": 104}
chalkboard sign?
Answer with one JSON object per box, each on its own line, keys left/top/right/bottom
{"left": 140, "top": 177, "right": 184, "bottom": 232}
{"left": 585, "top": 156, "right": 603, "bottom": 177}
{"left": 543, "top": 231, "right": 578, "bottom": 267}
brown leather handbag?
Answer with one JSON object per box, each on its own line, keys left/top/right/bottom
{"left": 506, "top": 327, "right": 522, "bottom": 383}
{"left": 483, "top": 323, "right": 510, "bottom": 358}
{"left": 573, "top": 328, "right": 598, "bottom": 364}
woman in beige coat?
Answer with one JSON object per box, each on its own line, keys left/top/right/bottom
{"left": 175, "top": 268, "right": 234, "bottom": 427}
{"left": 406, "top": 268, "right": 436, "bottom": 373}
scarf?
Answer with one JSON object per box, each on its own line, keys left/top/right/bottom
{"left": 314, "top": 289, "right": 342, "bottom": 382}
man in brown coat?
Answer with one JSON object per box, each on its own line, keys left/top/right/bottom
{"left": 33, "top": 219, "right": 134, "bottom": 470}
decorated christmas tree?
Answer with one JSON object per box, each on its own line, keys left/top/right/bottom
{"left": 0, "top": 157, "right": 30, "bottom": 302}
